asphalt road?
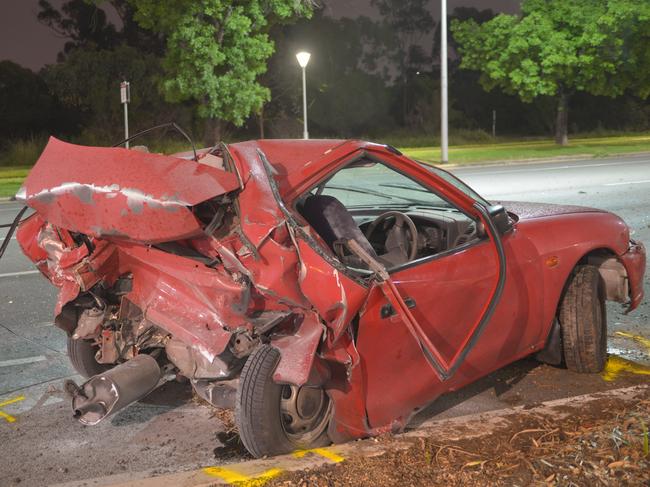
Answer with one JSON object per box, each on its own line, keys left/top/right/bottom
{"left": 0, "top": 154, "right": 649, "bottom": 487}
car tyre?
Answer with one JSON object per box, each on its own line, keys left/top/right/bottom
{"left": 558, "top": 265, "right": 607, "bottom": 373}
{"left": 67, "top": 337, "right": 112, "bottom": 378}
{"left": 236, "top": 345, "right": 331, "bottom": 458}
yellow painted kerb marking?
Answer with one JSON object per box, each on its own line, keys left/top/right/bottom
{"left": 202, "top": 466, "right": 283, "bottom": 486}
{"left": 293, "top": 447, "right": 345, "bottom": 463}
{"left": 601, "top": 355, "right": 650, "bottom": 382}
{"left": 0, "top": 395, "right": 25, "bottom": 423}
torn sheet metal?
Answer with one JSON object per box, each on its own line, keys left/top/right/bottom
{"left": 271, "top": 311, "right": 324, "bottom": 386}
{"left": 18, "top": 137, "right": 239, "bottom": 243}
{"left": 294, "top": 237, "right": 368, "bottom": 344}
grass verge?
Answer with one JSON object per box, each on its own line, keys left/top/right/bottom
{"left": 402, "top": 134, "right": 650, "bottom": 165}
{"left": 0, "top": 166, "right": 30, "bottom": 198}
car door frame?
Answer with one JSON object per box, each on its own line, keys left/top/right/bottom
{"left": 291, "top": 145, "right": 508, "bottom": 382}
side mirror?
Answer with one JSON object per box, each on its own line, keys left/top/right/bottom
{"left": 487, "top": 204, "right": 513, "bottom": 235}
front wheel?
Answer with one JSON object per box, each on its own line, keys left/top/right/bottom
{"left": 558, "top": 265, "right": 607, "bottom": 373}
{"left": 236, "top": 345, "right": 331, "bottom": 458}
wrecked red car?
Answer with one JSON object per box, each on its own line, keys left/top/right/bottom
{"left": 12, "top": 136, "right": 646, "bottom": 458}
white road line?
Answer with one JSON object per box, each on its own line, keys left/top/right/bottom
{"left": 0, "top": 270, "right": 40, "bottom": 278}
{"left": 0, "top": 355, "right": 47, "bottom": 367}
{"left": 458, "top": 159, "right": 650, "bottom": 176}
{"left": 603, "top": 179, "right": 650, "bottom": 186}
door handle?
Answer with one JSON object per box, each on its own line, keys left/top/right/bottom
{"left": 381, "top": 297, "right": 416, "bottom": 319}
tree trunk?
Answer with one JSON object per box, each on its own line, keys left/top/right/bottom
{"left": 259, "top": 105, "right": 265, "bottom": 139}
{"left": 203, "top": 117, "right": 222, "bottom": 147}
{"left": 402, "top": 75, "right": 408, "bottom": 125}
{"left": 555, "top": 90, "right": 569, "bottom": 146}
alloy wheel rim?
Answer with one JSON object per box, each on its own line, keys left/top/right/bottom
{"left": 279, "top": 384, "right": 331, "bottom": 443}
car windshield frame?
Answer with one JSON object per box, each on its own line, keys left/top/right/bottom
{"left": 417, "top": 161, "right": 491, "bottom": 208}
{"left": 315, "top": 159, "right": 460, "bottom": 210}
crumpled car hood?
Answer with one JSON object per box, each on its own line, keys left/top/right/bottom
{"left": 17, "top": 137, "right": 239, "bottom": 243}
{"left": 500, "top": 200, "right": 605, "bottom": 220}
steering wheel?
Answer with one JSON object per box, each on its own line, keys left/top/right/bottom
{"left": 364, "top": 211, "right": 419, "bottom": 262}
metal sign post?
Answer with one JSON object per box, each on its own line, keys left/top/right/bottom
{"left": 120, "top": 81, "right": 130, "bottom": 148}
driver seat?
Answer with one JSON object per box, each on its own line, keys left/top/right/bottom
{"left": 299, "top": 195, "right": 378, "bottom": 263}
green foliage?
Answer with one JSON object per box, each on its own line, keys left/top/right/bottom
{"left": 38, "top": 0, "right": 119, "bottom": 58}
{"left": 0, "top": 137, "right": 47, "bottom": 167}
{"left": 0, "top": 61, "right": 58, "bottom": 140}
{"left": 365, "top": 0, "right": 434, "bottom": 125}
{"left": 369, "top": 0, "right": 434, "bottom": 79}
{"left": 128, "top": 0, "right": 314, "bottom": 130}
{"left": 452, "top": 0, "right": 650, "bottom": 101}
{"left": 42, "top": 45, "right": 187, "bottom": 141}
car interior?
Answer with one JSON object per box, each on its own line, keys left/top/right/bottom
{"left": 296, "top": 158, "right": 481, "bottom": 271}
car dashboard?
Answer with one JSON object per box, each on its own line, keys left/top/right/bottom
{"left": 352, "top": 207, "right": 479, "bottom": 260}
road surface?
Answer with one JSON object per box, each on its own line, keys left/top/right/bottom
{"left": 0, "top": 154, "right": 649, "bottom": 486}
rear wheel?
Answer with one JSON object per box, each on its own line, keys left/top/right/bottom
{"left": 236, "top": 345, "right": 331, "bottom": 458}
{"left": 558, "top": 265, "right": 607, "bottom": 373}
{"left": 67, "top": 337, "right": 112, "bottom": 378}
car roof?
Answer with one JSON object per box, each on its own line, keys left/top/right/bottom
{"left": 228, "top": 139, "right": 369, "bottom": 198}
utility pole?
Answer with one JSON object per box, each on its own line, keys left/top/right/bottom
{"left": 492, "top": 109, "right": 497, "bottom": 138}
{"left": 120, "top": 81, "right": 130, "bottom": 148}
{"left": 440, "top": 0, "right": 449, "bottom": 163}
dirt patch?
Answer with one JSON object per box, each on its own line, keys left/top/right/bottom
{"left": 210, "top": 408, "right": 253, "bottom": 461}
{"left": 269, "top": 388, "right": 650, "bottom": 486}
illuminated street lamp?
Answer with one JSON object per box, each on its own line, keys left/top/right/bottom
{"left": 296, "top": 51, "right": 311, "bottom": 139}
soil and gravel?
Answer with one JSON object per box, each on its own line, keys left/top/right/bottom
{"left": 270, "top": 388, "right": 650, "bottom": 487}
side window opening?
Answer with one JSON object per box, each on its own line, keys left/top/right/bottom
{"left": 296, "top": 157, "right": 482, "bottom": 272}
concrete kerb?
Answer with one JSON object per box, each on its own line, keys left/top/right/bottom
{"left": 51, "top": 384, "right": 649, "bottom": 487}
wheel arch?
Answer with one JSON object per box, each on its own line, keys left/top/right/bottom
{"left": 576, "top": 247, "right": 629, "bottom": 304}
{"left": 538, "top": 246, "right": 623, "bottom": 364}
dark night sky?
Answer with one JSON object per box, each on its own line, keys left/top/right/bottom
{"left": 0, "top": 0, "right": 521, "bottom": 71}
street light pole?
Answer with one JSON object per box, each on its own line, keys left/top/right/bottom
{"left": 440, "top": 0, "right": 449, "bottom": 163}
{"left": 301, "top": 65, "right": 308, "bottom": 139}
{"left": 296, "top": 51, "right": 311, "bottom": 140}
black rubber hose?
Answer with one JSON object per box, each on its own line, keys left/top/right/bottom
{"left": 0, "top": 206, "right": 28, "bottom": 260}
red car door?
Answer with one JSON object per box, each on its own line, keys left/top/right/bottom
{"left": 350, "top": 153, "right": 538, "bottom": 431}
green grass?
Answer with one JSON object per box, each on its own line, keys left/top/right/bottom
{"left": 0, "top": 166, "right": 30, "bottom": 198}
{"left": 402, "top": 134, "right": 650, "bottom": 165}
{"left": 0, "top": 137, "right": 48, "bottom": 167}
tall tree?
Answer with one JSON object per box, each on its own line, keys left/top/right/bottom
{"left": 452, "top": 0, "right": 650, "bottom": 145}
{"left": 38, "top": 0, "right": 164, "bottom": 59}
{"left": 41, "top": 45, "right": 182, "bottom": 140}
{"left": 38, "top": 0, "right": 119, "bottom": 59}
{"left": 128, "top": 0, "right": 314, "bottom": 145}
{"left": 367, "top": 0, "right": 434, "bottom": 124}
{"left": 0, "top": 61, "right": 59, "bottom": 140}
